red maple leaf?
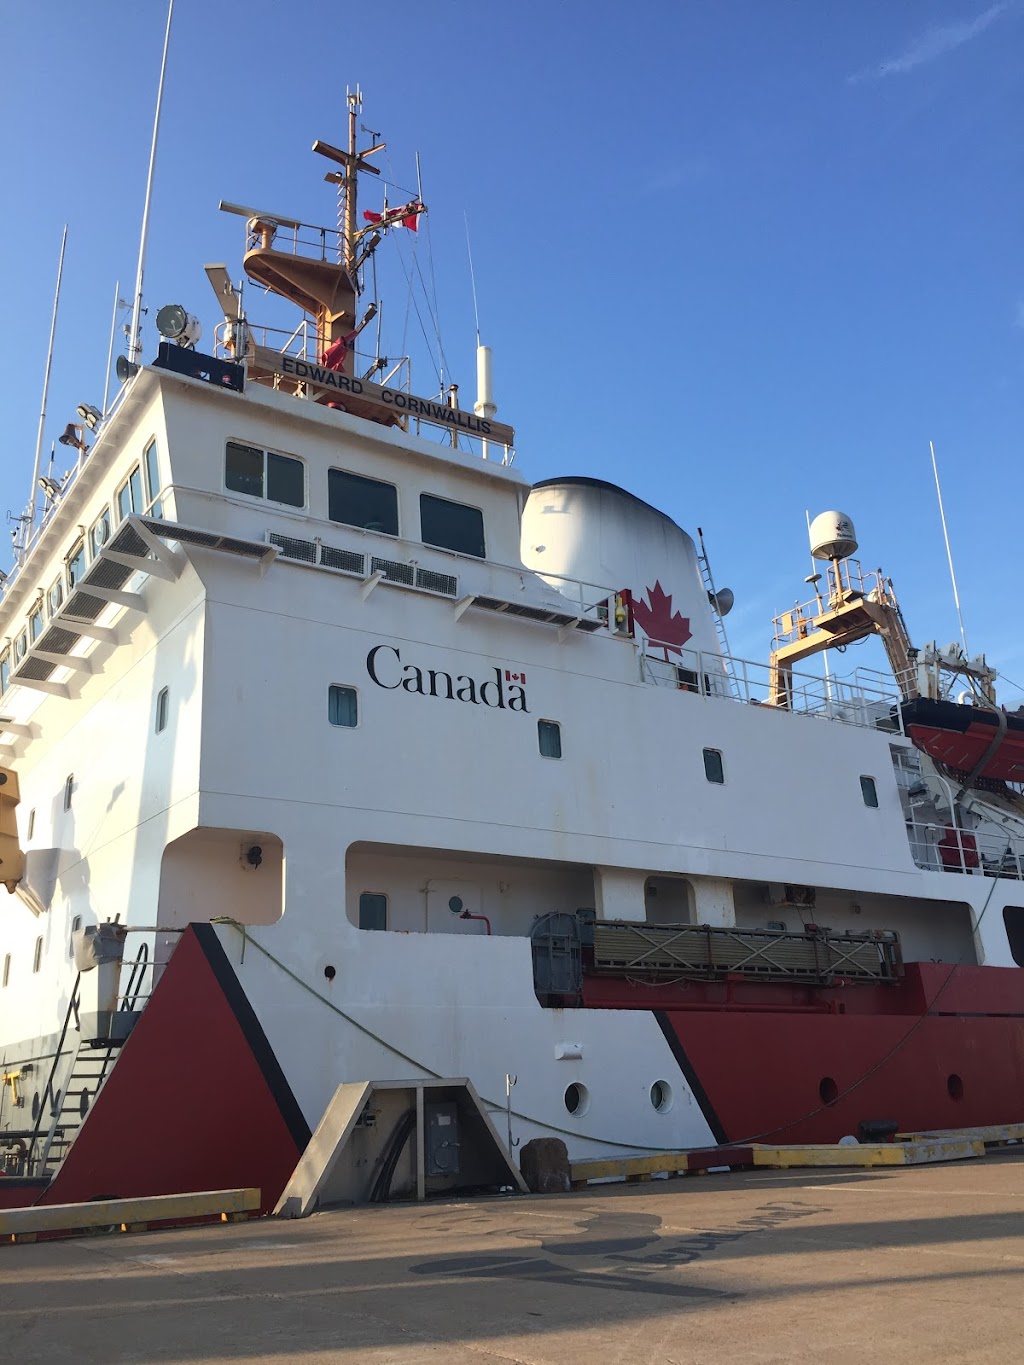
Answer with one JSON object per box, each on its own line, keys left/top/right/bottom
{"left": 631, "top": 581, "right": 692, "bottom": 657}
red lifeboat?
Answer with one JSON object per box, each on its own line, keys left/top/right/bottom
{"left": 901, "top": 697, "right": 1024, "bottom": 784}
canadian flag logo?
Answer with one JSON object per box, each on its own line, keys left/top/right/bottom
{"left": 504, "top": 669, "right": 526, "bottom": 684}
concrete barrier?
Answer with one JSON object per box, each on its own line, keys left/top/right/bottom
{"left": 1, "top": 1187, "right": 261, "bottom": 1244}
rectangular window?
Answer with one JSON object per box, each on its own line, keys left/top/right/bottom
{"left": 328, "top": 468, "right": 399, "bottom": 535}
{"left": 267, "top": 451, "right": 305, "bottom": 507}
{"left": 538, "top": 719, "right": 562, "bottom": 759}
{"left": 860, "top": 775, "right": 879, "bottom": 808}
{"left": 29, "top": 606, "right": 43, "bottom": 642}
{"left": 69, "top": 915, "right": 82, "bottom": 960}
{"left": 359, "top": 892, "right": 388, "bottom": 931}
{"left": 66, "top": 541, "right": 87, "bottom": 590}
{"left": 116, "top": 465, "right": 142, "bottom": 522}
{"left": 63, "top": 774, "right": 74, "bottom": 811}
{"left": 1, "top": 952, "right": 9, "bottom": 987}
{"left": 90, "top": 508, "right": 111, "bottom": 557}
{"left": 328, "top": 685, "right": 358, "bottom": 728}
{"left": 225, "top": 441, "right": 304, "bottom": 507}
{"left": 33, "top": 936, "right": 43, "bottom": 973}
{"left": 27, "top": 809, "right": 35, "bottom": 840}
{"left": 144, "top": 439, "right": 163, "bottom": 518}
{"left": 419, "top": 493, "right": 485, "bottom": 558}
{"left": 703, "top": 747, "right": 725, "bottom": 784}
{"left": 155, "top": 686, "right": 169, "bottom": 733}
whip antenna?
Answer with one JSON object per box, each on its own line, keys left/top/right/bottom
{"left": 929, "top": 439, "right": 970, "bottom": 657}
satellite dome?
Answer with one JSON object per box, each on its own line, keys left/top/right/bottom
{"left": 809, "top": 511, "right": 858, "bottom": 561}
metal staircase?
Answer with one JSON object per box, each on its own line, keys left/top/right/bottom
{"left": 38, "top": 1040, "right": 119, "bottom": 1175}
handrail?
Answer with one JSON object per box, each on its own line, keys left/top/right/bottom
{"left": 25, "top": 972, "right": 81, "bottom": 1173}
{"left": 120, "top": 941, "right": 150, "bottom": 1012}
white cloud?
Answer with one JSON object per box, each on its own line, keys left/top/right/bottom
{"left": 850, "top": 4, "right": 1010, "bottom": 83}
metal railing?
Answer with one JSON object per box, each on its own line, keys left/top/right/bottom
{"left": 905, "top": 819, "right": 1024, "bottom": 879}
{"left": 641, "top": 639, "right": 905, "bottom": 732}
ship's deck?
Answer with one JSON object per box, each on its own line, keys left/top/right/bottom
{"left": 5, "top": 1149, "right": 1024, "bottom": 1362}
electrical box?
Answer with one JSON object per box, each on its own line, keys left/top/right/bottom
{"left": 425, "top": 1102, "right": 460, "bottom": 1176}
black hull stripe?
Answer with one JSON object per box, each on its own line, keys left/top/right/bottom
{"left": 192, "top": 923, "right": 312, "bottom": 1151}
{"left": 654, "top": 1009, "right": 728, "bottom": 1146}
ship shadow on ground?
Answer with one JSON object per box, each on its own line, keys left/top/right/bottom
{"left": 5, "top": 1175, "right": 1024, "bottom": 1362}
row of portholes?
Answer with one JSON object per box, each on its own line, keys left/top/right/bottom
{"left": 564, "top": 1080, "right": 674, "bottom": 1118}
{"left": 818, "top": 1074, "right": 964, "bottom": 1105}
{"left": 29, "top": 1087, "right": 90, "bottom": 1123}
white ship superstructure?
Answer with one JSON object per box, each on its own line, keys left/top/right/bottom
{"left": 2, "top": 93, "right": 1024, "bottom": 1210}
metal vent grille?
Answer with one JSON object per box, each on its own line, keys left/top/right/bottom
{"left": 62, "top": 591, "right": 108, "bottom": 623}
{"left": 14, "top": 658, "right": 56, "bottom": 683}
{"left": 82, "top": 559, "right": 133, "bottom": 591}
{"left": 37, "top": 626, "right": 81, "bottom": 656}
{"left": 371, "top": 556, "right": 415, "bottom": 586}
{"left": 474, "top": 597, "right": 578, "bottom": 627}
{"left": 108, "top": 523, "right": 149, "bottom": 558}
{"left": 143, "top": 520, "right": 268, "bottom": 559}
{"left": 320, "top": 545, "right": 365, "bottom": 575}
{"left": 269, "top": 533, "right": 317, "bottom": 564}
{"left": 415, "top": 568, "right": 458, "bottom": 597}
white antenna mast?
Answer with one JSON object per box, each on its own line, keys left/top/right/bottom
{"left": 128, "top": 0, "right": 175, "bottom": 365}
{"left": 102, "top": 280, "right": 122, "bottom": 415}
{"left": 929, "top": 439, "right": 970, "bottom": 656}
{"left": 26, "top": 224, "right": 68, "bottom": 551}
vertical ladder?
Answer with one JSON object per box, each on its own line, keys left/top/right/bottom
{"left": 696, "top": 527, "right": 739, "bottom": 698}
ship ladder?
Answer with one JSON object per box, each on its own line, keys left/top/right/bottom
{"left": 37, "top": 1037, "right": 119, "bottom": 1177}
{"left": 696, "top": 527, "right": 739, "bottom": 699}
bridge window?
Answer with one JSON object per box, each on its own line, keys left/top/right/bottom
{"left": 703, "top": 747, "right": 724, "bottom": 784}
{"left": 116, "top": 466, "right": 144, "bottom": 522}
{"left": 860, "top": 775, "right": 879, "bottom": 808}
{"left": 48, "top": 577, "right": 64, "bottom": 617}
{"left": 420, "top": 494, "right": 485, "bottom": 559}
{"left": 328, "top": 685, "right": 358, "bottom": 728}
{"left": 358, "top": 892, "right": 388, "bottom": 931}
{"left": 90, "top": 507, "right": 111, "bottom": 557}
{"left": 540, "top": 720, "right": 565, "bottom": 764}
{"left": 225, "top": 441, "right": 304, "bottom": 508}
{"left": 144, "top": 439, "right": 163, "bottom": 518}
{"left": 0, "top": 651, "right": 8, "bottom": 694}
{"left": 66, "top": 541, "right": 87, "bottom": 590}
{"left": 29, "top": 605, "right": 43, "bottom": 642}
{"left": 328, "top": 469, "right": 398, "bottom": 535}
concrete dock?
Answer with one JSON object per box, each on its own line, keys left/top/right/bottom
{"left": 5, "top": 1150, "right": 1024, "bottom": 1363}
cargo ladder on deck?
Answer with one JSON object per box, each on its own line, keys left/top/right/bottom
{"left": 696, "top": 527, "right": 739, "bottom": 698}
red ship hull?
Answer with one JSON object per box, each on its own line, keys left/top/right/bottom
{"left": 584, "top": 962, "right": 1024, "bottom": 1144}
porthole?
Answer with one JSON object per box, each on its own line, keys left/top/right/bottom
{"left": 323, "top": 964, "right": 336, "bottom": 982}
{"left": 31, "top": 1092, "right": 40, "bottom": 1122}
{"left": 818, "top": 1076, "right": 839, "bottom": 1106}
{"left": 650, "top": 1080, "right": 674, "bottom": 1113}
{"left": 448, "top": 895, "right": 464, "bottom": 915}
{"left": 947, "top": 1073, "right": 964, "bottom": 1101}
{"left": 564, "top": 1082, "right": 590, "bottom": 1116}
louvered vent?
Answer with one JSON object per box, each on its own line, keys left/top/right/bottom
{"left": 269, "top": 533, "right": 317, "bottom": 564}
{"left": 83, "top": 559, "right": 133, "bottom": 592}
{"left": 320, "top": 545, "right": 365, "bottom": 575}
{"left": 108, "top": 523, "right": 149, "bottom": 558}
{"left": 14, "top": 658, "right": 56, "bottom": 683}
{"left": 62, "top": 591, "right": 108, "bottom": 623}
{"left": 371, "top": 557, "right": 415, "bottom": 586}
{"left": 37, "top": 626, "right": 82, "bottom": 656}
{"left": 415, "top": 568, "right": 458, "bottom": 597}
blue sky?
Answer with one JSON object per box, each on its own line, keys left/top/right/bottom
{"left": 1, "top": 2, "right": 1021, "bottom": 700}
